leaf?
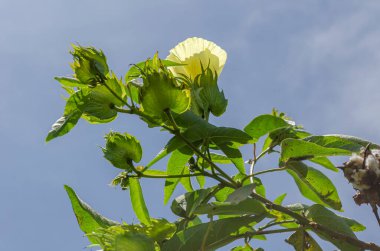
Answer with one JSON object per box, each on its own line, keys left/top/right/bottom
{"left": 114, "top": 233, "right": 155, "bottom": 251}
{"left": 226, "top": 184, "right": 255, "bottom": 204}
{"left": 129, "top": 178, "right": 151, "bottom": 225}
{"left": 309, "top": 157, "right": 338, "bottom": 172}
{"left": 46, "top": 89, "right": 86, "bottom": 141}
{"left": 280, "top": 139, "right": 351, "bottom": 162}
{"left": 209, "top": 153, "right": 232, "bottom": 164}
{"left": 162, "top": 216, "right": 262, "bottom": 251}
{"left": 286, "top": 230, "right": 323, "bottom": 251}
{"left": 180, "top": 167, "right": 194, "bottom": 192}
{"left": 143, "top": 169, "right": 166, "bottom": 176}
{"left": 286, "top": 161, "right": 342, "bottom": 210}
{"left": 306, "top": 204, "right": 360, "bottom": 251}
{"left": 303, "top": 134, "right": 380, "bottom": 151}
{"left": 274, "top": 193, "right": 287, "bottom": 205}
{"left": 262, "top": 126, "right": 311, "bottom": 151}
{"left": 214, "top": 142, "right": 246, "bottom": 174}
{"left": 194, "top": 199, "right": 267, "bottom": 216}
{"left": 46, "top": 111, "right": 82, "bottom": 142}
{"left": 244, "top": 114, "right": 289, "bottom": 142}
{"left": 196, "top": 174, "right": 206, "bottom": 188}
{"left": 54, "top": 76, "right": 88, "bottom": 88}
{"left": 102, "top": 132, "right": 142, "bottom": 170}
{"left": 145, "top": 136, "right": 185, "bottom": 169}
{"left": 64, "top": 185, "right": 118, "bottom": 243}
{"left": 164, "top": 146, "right": 193, "bottom": 204}
{"left": 171, "top": 188, "right": 213, "bottom": 218}
{"left": 340, "top": 217, "right": 366, "bottom": 232}
{"left": 146, "top": 111, "right": 251, "bottom": 169}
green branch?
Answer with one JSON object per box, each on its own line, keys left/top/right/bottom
{"left": 251, "top": 193, "right": 380, "bottom": 251}
{"left": 164, "top": 109, "right": 238, "bottom": 188}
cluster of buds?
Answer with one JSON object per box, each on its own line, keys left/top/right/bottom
{"left": 342, "top": 147, "right": 380, "bottom": 207}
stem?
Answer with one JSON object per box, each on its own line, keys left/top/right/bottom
{"left": 102, "top": 82, "right": 130, "bottom": 108}
{"left": 249, "top": 147, "right": 270, "bottom": 183}
{"left": 242, "top": 167, "right": 287, "bottom": 183}
{"left": 257, "top": 219, "right": 296, "bottom": 231}
{"left": 251, "top": 193, "right": 380, "bottom": 251}
{"left": 201, "top": 215, "right": 213, "bottom": 251}
{"left": 129, "top": 172, "right": 205, "bottom": 179}
{"left": 207, "top": 227, "right": 303, "bottom": 250}
{"left": 165, "top": 109, "right": 238, "bottom": 188}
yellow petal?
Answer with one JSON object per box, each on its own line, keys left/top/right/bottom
{"left": 166, "top": 37, "right": 227, "bottom": 79}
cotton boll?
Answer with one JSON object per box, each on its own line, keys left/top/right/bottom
{"left": 366, "top": 155, "right": 380, "bottom": 177}
{"left": 348, "top": 154, "right": 364, "bottom": 168}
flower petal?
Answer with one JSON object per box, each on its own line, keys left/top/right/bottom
{"left": 167, "top": 37, "right": 227, "bottom": 79}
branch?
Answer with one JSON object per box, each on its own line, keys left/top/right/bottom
{"left": 164, "top": 109, "right": 238, "bottom": 188}
{"left": 251, "top": 193, "right": 380, "bottom": 251}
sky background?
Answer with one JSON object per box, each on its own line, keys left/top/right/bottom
{"left": 1, "top": 0, "right": 380, "bottom": 250}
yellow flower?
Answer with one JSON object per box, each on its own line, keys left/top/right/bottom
{"left": 166, "top": 37, "right": 227, "bottom": 80}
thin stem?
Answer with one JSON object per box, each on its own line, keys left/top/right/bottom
{"left": 129, "top": 172, "right": 205, "bottom": 179}
{"left": 201, "top": 215, "right": 213, "bottom": 251}
{"left": 102, "top": 82, "right": 130, "bottom": 108}
{"left": 165, "top": 109, "right": 238, "bottom": 188}
{"left": 249, "top": 147, "right": 270, "bottom": 183}
{"left": 207, "top": 227, "right": 303, "bottom": 250}
{"left": 251, "top": 193, "right": 380, "bottom": 251}
{"left": 257, "top": 219, "right": 296, "bottom": 232}
{"left": 242, "top": 167, "right": 287, "bottom": 184}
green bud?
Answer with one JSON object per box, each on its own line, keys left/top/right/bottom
{"left": 139, "top": 53, "right": 191, "bottom": 118}
{"left": 70, "top": 45, "right": 109, "bottom": 86}
{"left": 103, "top": 132, "right": 142, "bottom": 170}
{"left": 192, "top": 67, "right": 228, "bottom": 117}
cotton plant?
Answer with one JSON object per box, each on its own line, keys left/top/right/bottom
{"left": 47, "top": 37, "right": 380, "bottom": 251}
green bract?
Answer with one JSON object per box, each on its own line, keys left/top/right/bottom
{"left": 70, "top": 45, "right": 109, "bottom": 86}
{"left": 192, "top": 67, "right": 228, "bottom": 117}
{"left": 139, "top": 54, "right": 191, "bottom": 118}
{"left": 102, "top": 132, "right": 142, "bottom": 170}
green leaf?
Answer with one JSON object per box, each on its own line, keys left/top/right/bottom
{"left": 54, "top": 76, "right": 88, "bottom": 88}
{"left": 145, "top": 111, "right": 251, "bottom": 168}
{"left": 164, "top": 146, "right": 193, "bottom": 204}
{"left": 115, "top": 233, "right": 155, "bottom": 251}
{"left": 262, "top": 127, "right": 311, "bottom": 151}
{"left": 102, "top": 132, "right": 142, "bottom": 170}
{"left": 171, "top": 188, "right": 213, "bottom": 218}
{"left": 306, "top": 204, "right": 360, "bottom": 251}
{"left": 280, "top": 139, "right": 351, "bottom": 162}
{"left": 286, "top": 230, "right": 323, "bottom": 251}
{"left": 209, "top": 153, "right": 232, "bottom": 164}
{"left": 309, "top": 157, "right": 338, "bottom": 172}
{"left": 196, "top": 174, "right": 206, "bottom": 188}
{"left": 214, "top": 142, "right": 246, "bottom": 174}
{"left": 286, "top": 161, "right": 342, "bottom": 210}
{"left": 244, "top": 114, "right": 289, "bottom": 142}
{"left": 340, "top": 217, "right": 366, "bottom": 232}
{"left": 303, "top": 134, "right": 380, "bottom": 151}
{"left": 180, "top": 166, "right": 194, "bottom": 192}
{"left": 129, "top": 178, "right": 151, "bottom": 225}
{"left": 64, "top": 185, "right": 118, "bottom": 243}
{"left": 143, "top": 169, "right": 166, "bottom": 176}
{"left": 46, "top": 111, "right": 82, "bottom": 142}
{"left": 226, "top": 184, "right": 255, "bottom": 204}
{"left": 162, "top": 216, "right": 262, "bottom": 251}
{"left": 194, "top": 199, "right": 267, "bottom": 216}
{"left": 274, "top": 193, "right": 287, "bottom": 205}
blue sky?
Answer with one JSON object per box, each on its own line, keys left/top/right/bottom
{"left": 1, "top": 1, "right": 380, "bottom": 250}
